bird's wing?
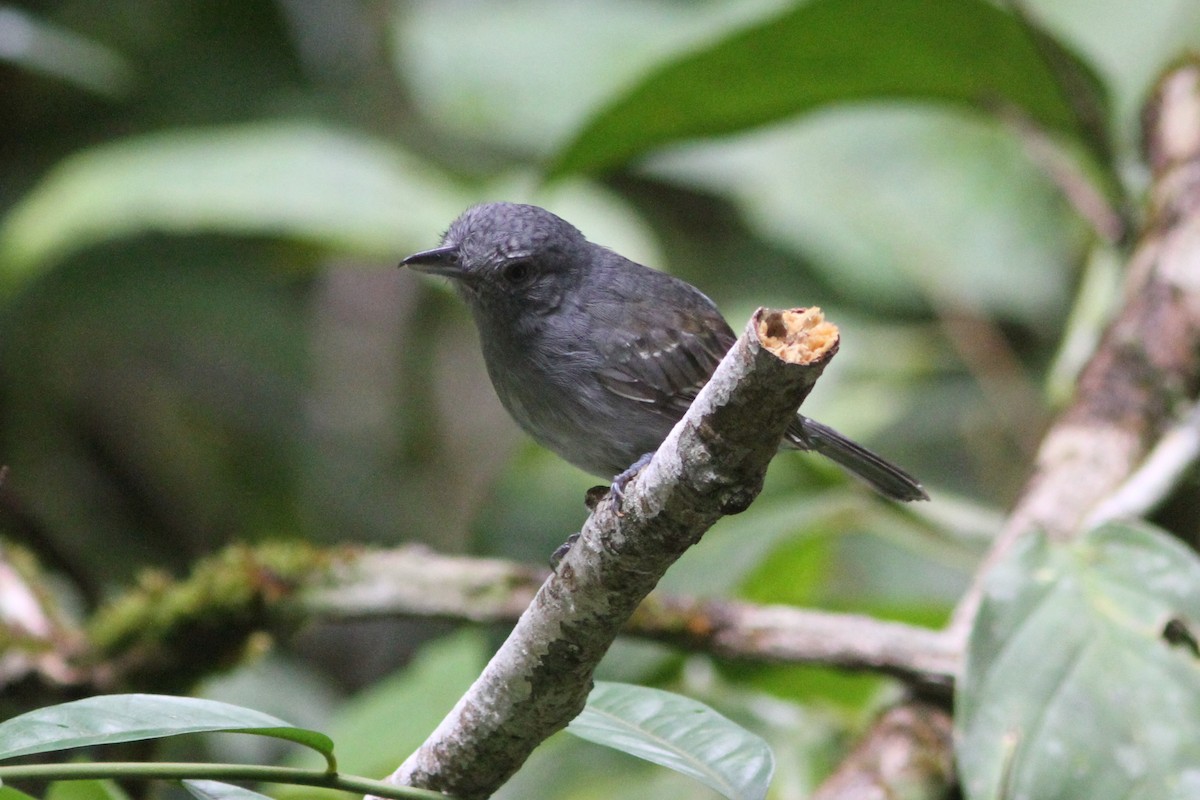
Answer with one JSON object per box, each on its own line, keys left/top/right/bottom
{"left": 594, "top": 306, "right": 736, "bottom": 421}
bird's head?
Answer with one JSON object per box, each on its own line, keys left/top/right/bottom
{"left": 401, "top": 203, "right": 590, "bottom": 328}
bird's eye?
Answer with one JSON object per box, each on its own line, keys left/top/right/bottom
{"left": 502, "top": 260, "right": 533, "bottom": 285}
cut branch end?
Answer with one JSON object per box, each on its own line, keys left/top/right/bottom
{"left": 755, "top": 307, "right": 839, "bottom": 364}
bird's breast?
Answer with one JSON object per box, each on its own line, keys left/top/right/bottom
{"left": 477, "top": 329, "right": 669, "bottom": 477}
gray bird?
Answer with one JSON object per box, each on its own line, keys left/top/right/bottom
{"left": 402, "top": 202, "right": 927, "bottom": 502}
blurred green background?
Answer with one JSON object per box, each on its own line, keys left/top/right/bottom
{"left": 2, "top": 0, "right": 1197, "bottom": 796}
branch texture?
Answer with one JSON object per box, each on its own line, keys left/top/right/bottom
{"left": 380, "top": 307, "right": 840, "bottom": 799}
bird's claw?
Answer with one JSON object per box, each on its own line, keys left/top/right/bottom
{"left": 608, "top": 452, "right": 654, "bottom": 504}
{"left": 550, "top": 531, "right": 580, "bottom": 569}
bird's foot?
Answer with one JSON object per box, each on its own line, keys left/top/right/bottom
{"left": 609, "top": 452, "right": 654, "bottom": 504}
{"left": 550, "top": 532, "right": 580, "bottom": 569}
{"left": 555, "top": 453, "right": 654, "bottom": 567}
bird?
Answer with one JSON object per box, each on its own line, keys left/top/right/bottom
{"left": 401, "top": 202, "right": 927, "bottom": 502}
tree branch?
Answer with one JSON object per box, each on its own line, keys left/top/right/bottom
{"left": 0, "top": 541, "right": 82, "bottom": 689}
{"left": 950, "top": 57, "right": 1200, "bottom": 641}
{"left": 303, "top": 546, "right": 957, "bottom": 687}
{"left": 302, "top": 546, "right": 545, "bottom": 625}
{"left": 813, "top": 56, "right": 1200, "bottom": 800}
{"left": 810, "top": 699, "right": 955, "bottom": 800}
{"left": 1085, "top": 399, "right": 1200, "bottom": 527}
{"left": 627, "top": 595, "right": 957, "bottom": 689}
{"left": 38, "top": 529, "right": 956, "bottom": 697}
{"left": 377, "top": 307, "right": 841, "bottom": 799}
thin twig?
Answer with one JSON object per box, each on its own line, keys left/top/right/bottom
{"left": 1086, "top": 400, "right": 1200, "bottom": 527}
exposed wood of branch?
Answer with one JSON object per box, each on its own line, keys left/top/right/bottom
{"left": 376, "top": 307, "right": 840, "bottom": 800}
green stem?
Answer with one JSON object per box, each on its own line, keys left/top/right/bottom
{"left": 0, "top": 762, "right": 447, "bottom": 800}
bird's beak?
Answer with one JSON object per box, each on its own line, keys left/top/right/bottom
{"left": 399, "top": 244, "right": 463, "bottom": 278}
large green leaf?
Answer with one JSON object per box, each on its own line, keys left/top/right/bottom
{"left": 0, "top": 694, "right": 336, "bottom": 772}
{"left": 567, "top": 682, "right": 774, "bottom": 800}
{"left": 550, "top": 0, "right": 1111, "bottom": 178}
{"left": 0, "top": 123, "right": 470, "bottom": 279}
{"left": 957, "top": 522, "right": 1200, "bottom": 800}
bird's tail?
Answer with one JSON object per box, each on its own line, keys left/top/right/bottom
{"left": 786, "top": 416, "right": 928, "bottom": 502}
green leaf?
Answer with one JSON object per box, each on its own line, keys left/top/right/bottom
{"left": 47, "top": 779, "right": 131, "bottom": 800}
{"left": 0, "top": 694, "right": 337, "bottom": 772}
{"left": 0, "top": 122, "right": 470, "bottom": 279}
{"left": 567, "top": 682, "right": 774, "bottom": 800}
{"left": 0, "top": 786, "right": 42, "bottom": 800}
{"left": 957, "top": 522, "right": 1200, "bottom": 800}
{"left": 550, "top": 0, "right": 1111, "bottom": 178}
{"left": 182, "top": 781, "right": 274, "bottom": 800}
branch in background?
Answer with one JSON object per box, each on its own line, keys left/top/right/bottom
{"left": 1011, "top": 113, "right": 1128, "bottom": 245}
{"left": 380, "top": 307, "right": 842, "bottom": 800}
{"left": 628, "top": 596, "right": 956, "bottom": 689}
{"left": 30, "top": 539, "right": 955, "bottom": 700}
{"left": 932, "top": 307, "right": 1046, "bottom": 459}
{"left": 0, "top": 541, "right": 82, "bottom": 689}
{"left": 811, "top": 56, "right": 1200, "bottom": 800}
{"left": 302, "top": 545, "right": 546, "bottom": 624}
{"left": 1085, "top": 399, "right": 1200, "bottom": 527}
{"left": 1006, "top": 0, "right": 1130, "bottom": 244}
{"left": 952, "top": 57, "right": 1200, "bottom": 639}
{"left": 306, "top": 547, "right": 958, "bottom": 687}
{"left": 810, "top": 699, "right": 955, "bottom": 800}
